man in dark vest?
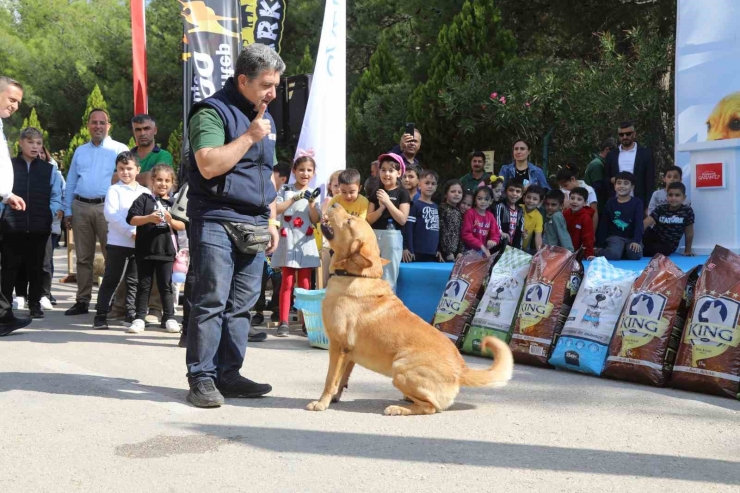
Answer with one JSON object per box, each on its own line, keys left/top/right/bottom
{"left": 0, "top": 75, "right": 32, "bottom": 336}
{"left": 185, "top": 44, "right": 283, "bottom": 408}
{"left": 1, "top": 127, "right": 63, "bottom": 319}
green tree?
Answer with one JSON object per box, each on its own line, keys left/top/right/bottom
{"left": 437, "top": 29, "right": 674, "bottom": 179}
{"left": 293, "top": 45, "right": 315, "bottom": 75}
{"left": 347, "top": 40, "right": 408, "bottom": 172}
{"left": 64, "top": 84, "right": 110, "bottom": 169}
{"left": 167, "top": 121, "right": 184, "bottom": 172}
{"left": 12, "top": 107, "right": 49, "bottom": 154}
{"left": 410, "top": 0, "right": 517, "bottom": 166}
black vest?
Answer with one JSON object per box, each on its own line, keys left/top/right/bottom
{"left": 3, "top": 157, "right": 53, "bottom": 234}
{"left": 187, "top": 77, "right": 277, "bottom": 224}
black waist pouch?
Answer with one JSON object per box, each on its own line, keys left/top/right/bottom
{"left": 221, "top": 221, "right": 271, "bottom": 255}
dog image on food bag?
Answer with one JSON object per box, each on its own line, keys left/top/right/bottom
{"left": 509, "top": 246, "right": 582, "bottom": 367}
{"left": 307, "top": 205, "right": 514, "bottom": 416}
{"left": 671, "top": 246, "right": 740, "bottom": 399}
{"left": 460, "top": 247, "right": 533, "bottom": 355}
{"left": 549, "top": 257, "right": 637, "bottom": 376}
{"left": 603, "top": 254, "right": 700, "bottom": 386}
{"left": 580, "top": 285, "right": 625, "bottom": 329}
{"left": 432, "top": 251, "right": 498, "bottom": 343}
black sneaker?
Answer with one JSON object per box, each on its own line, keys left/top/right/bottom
{"left": 29, "top": 305, "right": 44, "bottom": 319}
{"left": 178, "top": 330, "right": 187, "bottom": 348}
{"left": 276, "top": 323, "right": 289, "bottom": 337}
{"left": 248, "top": 329, "right": 267, "bottom": 342}
{"left": 49, "top": 294, "right": 57, "bottom": 306}
{"left": 270, "top": 311, "right": 279, "bottom": 323}
{"left": 187, "top": 379, "right": 224, "bottom": 408}
{"left": 217, "top": 375, "right": 272, "bottom": 398}
{"left": 93, "top": 314, "right": 109, "bottom": 330}
{"left": 0, "top": 314, "right": 32, "bottom": 336}
{"left": 65, "top": 302, "right": 89, "bottom": 316}
{"left": 252, "top": 312, "right": 265, "bottom": 325}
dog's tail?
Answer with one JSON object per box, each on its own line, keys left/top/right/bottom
{"left": 460, "top": 337, "right": 514, "bottom": 388}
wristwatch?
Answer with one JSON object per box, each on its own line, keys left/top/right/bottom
{"left": 268, "top": 219, "right": 280, "bottom": 227}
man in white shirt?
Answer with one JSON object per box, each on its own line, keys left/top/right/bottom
{"left": 0, "top": 76, "right": 33, "bottom": 336}
{"left": 605, "top": 121, "right": 655, "bottom": 209}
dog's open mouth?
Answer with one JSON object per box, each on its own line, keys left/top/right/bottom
{"left": 321, "top": 218, "right": 334, "bottom": 240}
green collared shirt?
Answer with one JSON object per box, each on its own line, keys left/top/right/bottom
{"left": 132, "top": 145, "right": 174, "bottom": 172}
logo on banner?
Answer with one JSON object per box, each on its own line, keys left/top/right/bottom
{"left": 180, "top": 1, "right": 239, "bottom": 37}
{"left": 695, "top": 162, "right": 724, "bottom": 188}
{"left": 179, "top": 0, "right": 238, "bottom": 103}
{"left": 240, "top": 0, "right": 286, "bottom": 52}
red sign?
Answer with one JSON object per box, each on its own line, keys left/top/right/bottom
{"left": 696, "top": 162, "right": 724, "bottom": 188}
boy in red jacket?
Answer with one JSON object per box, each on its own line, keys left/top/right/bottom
{"left": 563, "top": 187, "right": 595, "bottom": 258}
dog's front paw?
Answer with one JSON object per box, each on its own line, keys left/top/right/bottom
{"left": 384, "top": 405, "right": 410, "bottom": 416}
{"left": 306, "top": 400, "right": 328, "bottom": 411}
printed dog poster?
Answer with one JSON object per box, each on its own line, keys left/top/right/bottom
{"left": 676, "top": 0, "right": 740, "bottom": 173}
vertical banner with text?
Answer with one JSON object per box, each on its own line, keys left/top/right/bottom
{"left": 180, "top": 0, "right": 241, "bottom": 126}
{"left": 293, "top": 0, "right": 346, "bottom": 195}
{"left": 179, "top": 0, "right": 241, "bottom": 170}
{"left": 239, "top": 0, "right": 287, "bottom": 52}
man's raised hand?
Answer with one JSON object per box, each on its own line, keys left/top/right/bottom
{"left": 246, "top": 102, "right": 272, "bottom": 142}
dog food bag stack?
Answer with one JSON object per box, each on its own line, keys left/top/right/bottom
{"left": 602, "top": 255, "right": 700, "bottom": 386}
{"left": 549, "top": 257, "right": 639, "bottom": 376}
{"left": 460, "top": 247, "right": 533, "bottom": 356}
{"left": 509, "top": 246, "right": 583, "bottom": 366}
{"left": 671, "top": 246, "right": 740, "bottom": 399}
{"left": 432, "top": 251, "right": 498, "bottom": 344}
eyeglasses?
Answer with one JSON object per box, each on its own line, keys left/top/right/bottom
{"left": 618, "top": 131, "right": 634, "bottom": 137}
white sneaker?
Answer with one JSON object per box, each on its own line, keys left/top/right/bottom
{"left": 13, "top": 296, "right": 25, "bottom": 310}
{"left": 126, "top": 319, "right": 146, "bottom": 334}
{"left": 164, "top": 319, "right": 180, "bottom": 333}
{"left": 39, "top": 296, "right": 53, "bottom": 310}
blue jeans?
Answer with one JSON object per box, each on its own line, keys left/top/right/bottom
{"left": 186, "top": 219, "right": 265, "bottom": 385}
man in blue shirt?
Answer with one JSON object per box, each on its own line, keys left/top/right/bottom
{"left": 64, "top": 108, "right": 129, "bottom": 315}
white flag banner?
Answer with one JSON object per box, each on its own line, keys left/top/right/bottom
{"left": 292, "top": 0, "right": 346, "bottom": 194}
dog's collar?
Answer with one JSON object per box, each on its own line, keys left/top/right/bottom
{"left": 333, "top": 269, "right": 367, "bottom": 278}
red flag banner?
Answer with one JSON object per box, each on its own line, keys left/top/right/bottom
{"left": 131, "top": 0, "right": 148, "bottom": 114}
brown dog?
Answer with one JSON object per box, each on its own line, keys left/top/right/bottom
{"left": 307, "top": 205, "right": 513, "bottom": 416}
{"left": 707, "top": 92, "right": 740, "bottom": 140}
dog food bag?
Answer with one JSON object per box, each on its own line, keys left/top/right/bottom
{"left": 671, "top": 246, "right": 740, "bottom": 399}
{"left": 549, "top": 257, "right": 639, "bottom": 376}
{"left": 460, "top": 247, "right": 533, "bottom": 355}
{"left": 603, "top": 256, "right": 700, "bottom": 386}
{"left": 432, "top": 251, "right": 498, "bottom": 344}
{"left": 509, "top": 246, "right": 583, "bottom": 367}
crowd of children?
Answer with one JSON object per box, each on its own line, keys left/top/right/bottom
{"left": 3, "top": 125, "right": 697, "bottom": 336}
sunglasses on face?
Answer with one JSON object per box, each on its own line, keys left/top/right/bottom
{"left": 618, "top": 131, "right": 634, "bottom": 137}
